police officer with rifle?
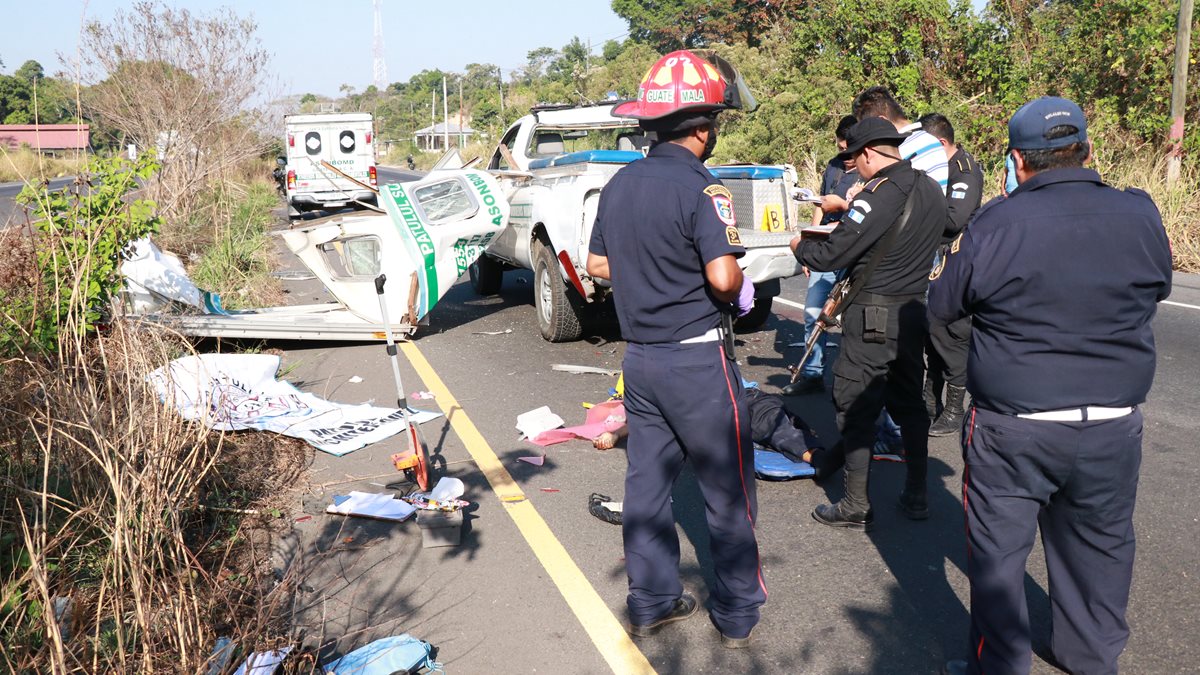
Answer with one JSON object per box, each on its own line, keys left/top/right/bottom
{"left": 789, "top": 117, "right": 946, "bottom": 530}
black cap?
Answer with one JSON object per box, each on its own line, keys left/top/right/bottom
{"left": 837, "top": 117, "right": 909, "bottom": 160}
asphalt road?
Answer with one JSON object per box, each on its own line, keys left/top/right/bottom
{"left": 269, "top": 177, "right": 1200, "bottom": 675}
{"left": 0, "top": 175, "right": 74, "bottom": 227}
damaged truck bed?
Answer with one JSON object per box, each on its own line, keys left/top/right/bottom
{"left": 123, "top": 169, "right": 509, "bottom": 341}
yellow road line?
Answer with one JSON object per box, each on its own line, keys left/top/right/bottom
{"left": 400, "top": 342, "right": 655, "bottom": 675}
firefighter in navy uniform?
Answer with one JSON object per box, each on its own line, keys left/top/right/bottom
{"left": 789, "top": 117, "right": 946, "bottom": 530}
{"left": 931, "top": 97, "right": 1173, "bottom": 675}
{"left": 916, "top": 112, "right": 984, "bottom": 436}
{"left": 585, "top": 50, "right": 766, "bottom": 648}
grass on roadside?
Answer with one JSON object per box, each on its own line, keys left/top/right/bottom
{"left": 0, "top": 147, "right": 88, "bottom": 184}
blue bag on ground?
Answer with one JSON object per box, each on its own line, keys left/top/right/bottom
{"left": 753, "top": 446, "right": 815, "bottom": 480}
{"left": 323, "top": 634, "right": 442, "bottom": 674}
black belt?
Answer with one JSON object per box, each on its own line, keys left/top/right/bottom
{"left": 854, "top": 291, "right": 925, "bottom": 306}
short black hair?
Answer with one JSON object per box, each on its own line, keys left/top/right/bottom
{"left": 853, "top": 86, "right": 906, "bottom": 122}
{"left": 918, "top": 112, "right": 954, "bottom": 145}
{"left": 835, "top": 114, "right": 857, "bottom": 141}
{"left": 1019, "top": 125, "right": 1089, "bottom": 172}
{"left": 656, "top": 118, "right": 715, "bottom": 144}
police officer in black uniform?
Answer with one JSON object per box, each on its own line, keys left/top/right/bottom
{"left": 790, "top": 117, "right": 946, "bottom": 530}
{"left": 586, "top": 50, "right": 766, "bottom": 647}
{"left": 916, "top": 112, "right": 984, "bottom": 435}
{"left": 930, "top": 97, "right": 1172, "bottom": 675}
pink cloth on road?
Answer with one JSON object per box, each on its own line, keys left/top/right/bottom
{"left": 530, "top": 400, "right": 626, "bottom": 447}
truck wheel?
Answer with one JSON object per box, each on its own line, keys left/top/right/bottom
{"left": 469, "top": 254, "right": 504, "bottom": 295}
{"left": 734, "top": 297, "right": 773, "bottom": 331}
{"left": 533, "top": 241, "right": 584, "bottom": 342}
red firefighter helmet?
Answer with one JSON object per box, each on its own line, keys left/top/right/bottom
{"left": 612, "top": 50, "right": 757, "bottom": 127}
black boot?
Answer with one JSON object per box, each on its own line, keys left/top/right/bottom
{"left": 812, "top": 500, "right": 874, "bottom": 531}
{"left": 929, "top": 385, "right": 967, "bottom": 437}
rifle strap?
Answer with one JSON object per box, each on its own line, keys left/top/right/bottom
{"left": 838, "top": 171, "right": 922, "bottom": 311}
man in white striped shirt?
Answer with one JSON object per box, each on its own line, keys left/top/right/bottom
{"left": 853, "top": 86, "right": 948, "bottom": 196}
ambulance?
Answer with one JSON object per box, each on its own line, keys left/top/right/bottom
{"left": 283, "top": 112, "right": 378, "bottom": 217}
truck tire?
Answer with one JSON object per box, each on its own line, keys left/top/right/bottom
{"left": 734, "top": 297, "right": 773, "bottom": 331}
{"left": 533, "top": 241, "right": 584, "bottom": 342}
{"left": 469, "top": 254, "right": 504, "bottom": 295}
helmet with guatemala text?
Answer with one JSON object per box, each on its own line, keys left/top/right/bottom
{"left": 612, "top": 50, "right": 758, "bottom": 133}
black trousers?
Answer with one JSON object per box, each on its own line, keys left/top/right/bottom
{"left": 963, "top": 407, "right": 1142, "bottom": 675}
{"left": 927, "top": 314, "right": 971, "bottom": 390}
{"left": 743, "top": 386, "right": 823, "bottom": 461}
{"left": 831, "top": 299, "right": 930, "bottom": 510}
{"left": 621, "top": 340, "right": 766, "bottom": 638}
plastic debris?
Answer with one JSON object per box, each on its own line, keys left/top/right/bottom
{"left": 429, "top": 476, "right": 465, "bottom": 502}
{"left": 348, "top": 375, "right": 363, "bottom": 383}
{"left": 322, "top": 634, "right": 441, "bottom": 674}
{"left": 410, "top": 390, "right": 436, "bottom": 400}
{"left": 473, "top": 328, "right": 513, "bottom": 335}
{"left": 517, "top": 455, "right": 545, "bottom": 466}
{"left": 234, "top": 646, "right": 293, "bottom": 675}
{"left": 551, "top": 364, "right": 621, "bottom": 376}
{"left": 540, "top": 488, "right": 560, "bottom": 493}
{"left": 207, "top": 638, "right": 237, "bottom": 675}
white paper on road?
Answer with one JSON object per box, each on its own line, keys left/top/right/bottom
{"left": 515, "top": 405, "right": 564, "bottom": 439}
{"left": 149, "top": 354, "right": 441, "bottom": 456}
{"left": 326, "top": 491, "right": 416, "bottom": 522}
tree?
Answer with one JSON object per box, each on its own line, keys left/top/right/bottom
{"left": 14, "top": 60, "right": 45, "bottom": 84}
{"left": 521, "top": 47, "right": 557, "bottom": 84}
{"left": 79, "top": 1, "right": 274, "bottom": 217}
{"left": 299, "top": 92, "right": 317, "bottom": 105}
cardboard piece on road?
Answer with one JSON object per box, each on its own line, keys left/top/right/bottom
{"left": 417, "top": 508, "right": 463, "bottom": 548}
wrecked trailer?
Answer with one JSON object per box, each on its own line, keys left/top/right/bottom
{"left": 121, "top": 169, "right": 510, "bottom": 340}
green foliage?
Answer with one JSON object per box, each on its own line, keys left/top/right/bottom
{"left": 2, "top": 154, "right": 161, "bottom": 356}
{"left": 189, "top": 182, "right": 279, "bottom": 309}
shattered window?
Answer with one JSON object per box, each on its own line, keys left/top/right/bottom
{"left": 413, "top": 178, "right": 478, "bottom": 224}
{"left": 318, "top": 236, "right": 381, "bottom": 278}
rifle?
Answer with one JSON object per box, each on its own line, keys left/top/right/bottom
{"left": 784, "top": 180, "right": 920, "bottom": 386}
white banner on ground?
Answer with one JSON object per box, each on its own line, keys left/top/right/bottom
{"left": 149, "top": 354, "right": 441, "bottom": 456}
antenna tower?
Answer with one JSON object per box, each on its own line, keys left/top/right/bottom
{"left": 372, "top": 0, "right": 388, "bottom": 90}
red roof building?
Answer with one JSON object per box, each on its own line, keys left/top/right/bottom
{"left": 0, "top": 124, "right": 90, "bottom": 154}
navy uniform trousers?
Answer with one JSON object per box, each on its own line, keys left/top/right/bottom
{"left": 833, "top": 297, "right": 931, "bottom": 509}
{"left": 621, "top": 339, "right": 766, "bottom": 639}
{"left": 928, "top": 314, "right": 971, "bottom": 389}
{"left": 963, "top": 407, "right": 1143, "bottom": 675}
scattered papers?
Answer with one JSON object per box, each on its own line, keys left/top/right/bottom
{"left": 518, "top": 456, "right": 545, "bottom": 466}
{"left": 516, "top": 406, "right": 564, "bottom": 439}
{"left": 551, "top": 364, "right": 621, "bottom": 376}
{"left": 234, "top": 647, "right": 293, "bottom": 675}
{"left": 150, "top": 354, "right": 442, "bottom": 456}
{"left": 326, "top": 492, "right": 417, "bottom": 522}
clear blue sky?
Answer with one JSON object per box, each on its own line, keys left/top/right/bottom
{"left": 1, "top": 0, "right": 632, "bottom": 97}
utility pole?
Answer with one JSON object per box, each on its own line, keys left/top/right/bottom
{"left": 459, "top": 76, "right": 464, "bottom": 147}
{"left": 442, "top": 76, "right": 450, "bottom": 151}
{"left": 497, "top": 66, "right": 505, "bottom": 115}
{"left": 1168, "top": 0, "right": 1194, "bottom": 186}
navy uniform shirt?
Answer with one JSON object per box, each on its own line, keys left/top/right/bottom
{"left": 589, "top": 142, "right": 745, "bottom": 344}
{"left": 928, "top": 167, "right": 1173, "bottom": 414}
{"left": 944, "top": 147, "right": 984, "bottom": 239}
{"left": 795, "top": 159, "right": 945, "bottom": 296}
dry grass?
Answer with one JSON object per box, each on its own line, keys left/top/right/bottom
{"left": 0, "top": 147, "right": 88, "bottom": 184}
{"left": 0, "top": 323, "right": 311, "bottom": 672}
{"left": 1094, "top": 152, "right": 1200, "bottom": 273}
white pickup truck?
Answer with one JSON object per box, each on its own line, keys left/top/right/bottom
{"left": 469, "top": 103, "right": 805, "bottom": 342}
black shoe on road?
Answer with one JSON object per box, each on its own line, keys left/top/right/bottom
{"left": 781, "top": 377, "right": 824, "bottom": 396}
{"left": 628, "top": 593, "right": 698, "bottom": 638}
{"left": 812, "top": 502, "right": 874, "bottom": 532}
{"left": 897, "top": 489, "right": 929, "bottom": 520}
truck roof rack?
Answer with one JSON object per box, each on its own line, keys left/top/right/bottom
{"left": 529, "top": 102, "right": 576, "bottom": 113}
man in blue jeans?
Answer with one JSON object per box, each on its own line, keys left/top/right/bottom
{"left": 785, "top": 115, "right": 858, "bottom": 396}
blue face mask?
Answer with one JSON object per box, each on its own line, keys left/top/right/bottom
{"left": 1004, "top": 153, "right": 1019, "bottom": 195}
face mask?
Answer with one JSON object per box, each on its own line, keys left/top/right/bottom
{"left": 1004, "top": 152, "right": 1019, "bottom": 195}
{"left": 701, "top": 125, "right": 719, "bottom": 161}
